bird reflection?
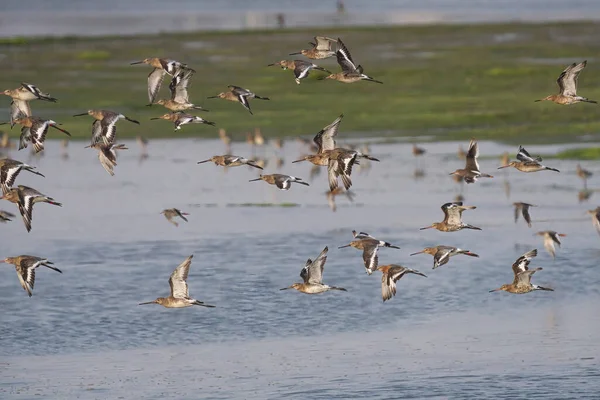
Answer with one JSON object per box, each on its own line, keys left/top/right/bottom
{"left": 413, "top": 168, "right": 426, "bottom": 180}
{"left": 326, "top": 188, "right": 355, "bottom": 212}
{"left": 61, "top": 139, "right": 69, "bottom": 160}
{"left": 578, "top": 189, "right": 593, "bottom": 203}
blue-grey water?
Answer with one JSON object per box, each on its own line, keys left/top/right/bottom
{"left": 1, "top": 138, "right": 599, "bottom": 398}
{"left": 1, "top": 0, "right": 600, "bottom": 38}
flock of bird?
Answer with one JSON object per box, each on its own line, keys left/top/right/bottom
{"left": 1, "top": 36, "right": 599, "bottom": 304}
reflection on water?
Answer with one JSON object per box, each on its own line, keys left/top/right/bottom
{"left": 1, "top": 138, "right": 599, "bottom": 399}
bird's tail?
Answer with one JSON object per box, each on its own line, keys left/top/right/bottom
{"left": 545, "top": 167, "right": 560, "bottom": 172}
{"left": 255, "top": 96, "right": 270, "bottom": 100}
{"left": 192, "top": 300, "right": 216, "bottom": 307}
{"left": 464, "top": 224, "right": 482, "bottom": 231}
{"left": 45, "top": 198, "right": 62, "bottom": 207}
{"left": 330, "top": 286, "right": 347, "bottom": 291}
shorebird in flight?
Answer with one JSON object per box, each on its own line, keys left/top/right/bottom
{"left": 587, "top": 207, "right": 600, "bottom": 236}
{"left": 151, "top": 68, "right": 209, "bottom": 112}
{"left": 338, "top": 233, "right": 400, "bottom": 275}
{"left": 0, "top": 210, "right": 15, "bottom": 222}
{"left": 197, "top": 155, "right": 263, "bottom": 169}
{"left": 73, "top": 109, "right": 139, "bottom": 146}
{"left": 535, "top": 230, "right": 566, "bottom": 259}
{"left": 280, "top": 246, "right": 346, "bottom": 294}
{"left": 420, "top": 202, "right": 481, "bottom": 232}
{"left": 0, "top": 185, "right": 62, "bottom": 232}
{"left": 2, "top": 255, "right": 62, "bottom": 297}
{"left": 249, "top": 174, "right": 309, "bottom": 190}
{"left": 139, "top": 255, "right": 215, "bottom": 308}
{"left": 498, "top": 146, "right": 560, "bottom": 173}
{"left": 289, "top": 36, "right": 338, "bottom": 59}
{"left": 489, "top": 249, "right": 553, "bottom": 294}
{"left": 410, "top": 245, "right": 479, "bottom": 269}
{"left": 268, "top": 60, "right": 331, "bottom": 84}
{"left": 449, "top": 139, "right": 493, "bottom": 183}
{"left": 2, "top": 115, "right": 71, "bottom": 153}
{"left": 535, "top": 61, "right": 597, "bottom": 105}
{"left": 150, "top": 112, "right": 215, "bottom": 131}
{"left": 207, "top": 86, "right": 269, "bottom": 115}
{"left": 322, "top": 38, "right": 383, "bottom": 84}
{"left": 0, "top": 158, "right": 45, "bottom": 195}
{"left": 130, "top": 57, "right": 193, "bottom": 103}
{"left": 513, "top": 202, "right": 536, "bottom": 228}
{"left": 85, "top": 142, "right": 128, "bottom": 176}
{"left": 160, "top": 208, "right": 189, "bottom": 227}
{"left": 2, "top": 83, "right": 57, "bottom": 127}
{"left": 376, "top": 265, "right": 426, "bottom": 302}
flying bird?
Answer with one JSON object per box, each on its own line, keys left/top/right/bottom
{"left": 489, "top": 249, "right": 553, "bottom": 294}
{"left": 280, "top": 246, "right": 346, "bottom": 293}
{"left": 535, "top": 61, "right": 596, "bottom": 105}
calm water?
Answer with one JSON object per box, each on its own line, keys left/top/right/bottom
{"left": 1, "top": 0, "right": 600, "bottom": 37}
{"left": 1, "top": 138, "right": 600, "bottom": 398}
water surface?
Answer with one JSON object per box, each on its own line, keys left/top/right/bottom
{"left": 1, "top": 138, "right": 599, "bottom": 398}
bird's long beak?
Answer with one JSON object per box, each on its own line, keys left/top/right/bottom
{"left": 72, "top": 113, "right": 88, "bottom": 117}
{"left": 419, "top": 225, "right": 433, "bottom": 230}
{"left": 267, "top": 63, "right": 277, "bottom": 67}
{"left": 130, "top": 61, "right": 145, "bottom": 65}
{"left": 206, "top": 95, "right": 219, "bottom": 99}
{"left": 197, "top": 159, "right": 211, "bottom": 164}
{"left": 291, "top": 158, "right": 306, "bottom": 163}
{"left": 0, "top": 259, "right": 6, "bottom": 263}
{"left": 248, "top": 178, "right": 262, "bottom": 182}
{"left": 410, "top": 250, "right": 425, "bottom": 256}
{"left": 534, "top": 99, "right": 542, "bottom": 102}
{"left": 289, "top": 52, "right": 302, "bottom": 55}
{"left": 279, "top": 287, "right": 291, "bottom": 290}
{"left": 489, "top": 288, "right": 502, "bottom": 292}
{"left": 0, "top": 122, "right": 8, "bottom": 126}
{"left": 497, "top": 165, "right": 510, "bottom": 169}
{"left": 181, "top": 213, "right": 190, "bottom": 216}
{"left": 138, "top": 300, "right": 157, "bottom": 305}
{"left": 558, "top": 234, "right": 567, "bottom": 237}
{"left": 149, "top": 117, "right": 161, "bottom": 120}
{"left": 338, "top": 244, "right": 351, "bottom": 249}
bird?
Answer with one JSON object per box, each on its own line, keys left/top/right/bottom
{"left": 420, "top": 202, "right": 481, "bottom": 232}
{"left": 376, "top": 265, "right": 426, "bottom": 302}
{"left": 535, "top": 231, "right": 566, "bottom": 259}
{"left": 207, "top": 86, "right": 269, "bottom": 115}
{"left": 449, "top": 139, "right": 493, "bottom": 183}
{"left": 1, "top": 255, "right": 62, "bottom": 297}
{"left": 0, "top": 210, "right": 16, "bottom": 222}
{"left": 268, "top": 60, "right": 331, "bottom": 84}
{"left": 498, "top": 146, "right": 559, "bottom": 173}
{"left": 289, "top": 36, "right": 338, "bottom": 59}
{"left": 85, "top": 142, "right": 128, "bottom": 176}
{"left": 248, "top": 174, "right": 309, "bottom": 190}
{"left": 514, "top": 202, "right": 536, "bottom": 227}
{"left": 338, "top": 235, "right": 400, "bottom": 275}
{"left": 292, "top": 114, "right": 344, "bottom": 165}
{"left": 412, "top": 144, "right": 426, "bottom": 157}
{"left": 130, "top": 57, "right": 193, "bottom": 103}
{"left": 197, "top": 155, "right": 263, "bottom": 169}
{"left": 3, "top": 115, "right": 71, "bottom": 153}
{"left": 0, "top": 185, "right": 62, "bottom": 232}
{"left": 0, "top": 158, "right": 45, "bottom": 195}
{"left": 280, "top": 246, "right": 346, "bottom": 293}
{"left": 322, "top": 38, "right": 383, "bottom": 84}
{"left": 160, "top": 208, "right": 190, "bottom": 227}
{"left": 410, "top": 246, "right": 479, "bottom": 269}
{"left": 138, "top": 255, "right": 215, "bottom": 308}
{"left": 150, "top": 112, "right": 215, "bottom": 131}
{"left": 2, "top": 83, "right": 57, "bottom": 127}
{"left": 576, "top": 163, "right": 592, "bottom": 188}
{"left": 587, "top": 207, "right": 600, "bottom": 236}
{"left": 73, "top": 110, "right": 140, "bottom": 145}
{"left": 151, "top": 68, "right": 209, "bottom": 112}
{"left": 489, "top": 249, "right": 553, "bottom": 294}
{"left": 352, "top": 230, "right": 374, "bottom": 240}
{"left": 535, "top": 61, "right": 596, "bottom": 105}
{"left": 326, "top": 147, "right": 379, "bottom": 191}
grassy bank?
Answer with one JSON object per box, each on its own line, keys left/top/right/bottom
{"left": 1, "top": 22, "right": 600, "bottom": 144}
